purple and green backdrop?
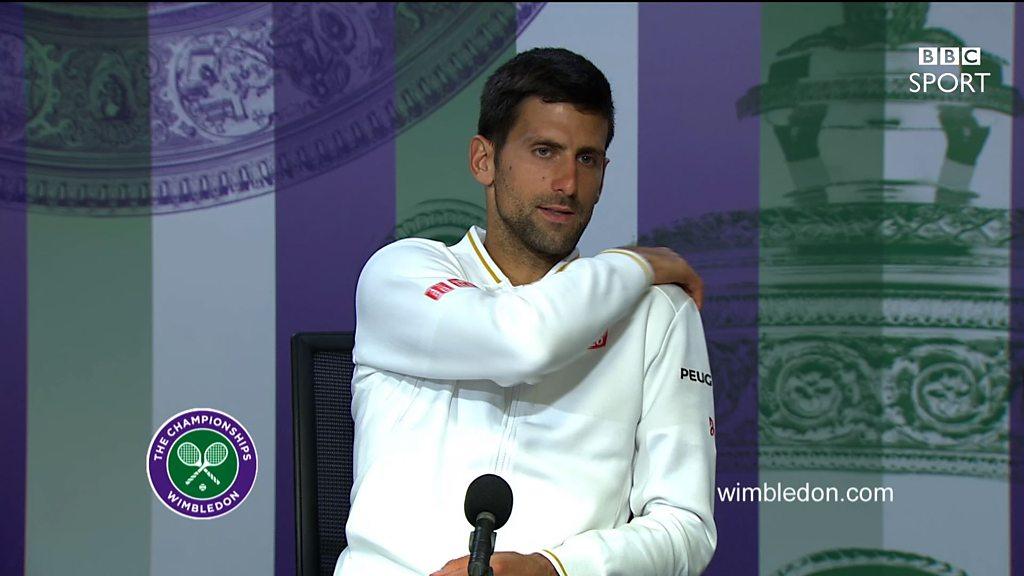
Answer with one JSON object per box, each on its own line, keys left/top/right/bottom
{"left": 0, "top": 3, "right": 1021, "bottom": 575}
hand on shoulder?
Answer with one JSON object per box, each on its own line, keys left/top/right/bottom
{"left": 619, "top": 246, "right": 704, "bottom": 309}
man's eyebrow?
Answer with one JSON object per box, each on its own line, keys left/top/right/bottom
{"left": 527, "top": 138, "right": 605, "bottom": 156}
{"left": 527, "top": 138, "right": 566, "bottom": 150}
{"left": 575, "top": 145, "right": 606, "bottom": 157}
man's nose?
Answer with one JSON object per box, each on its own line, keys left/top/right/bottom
{"left": 551, "top": 157, "right": 578, "bottom": 197}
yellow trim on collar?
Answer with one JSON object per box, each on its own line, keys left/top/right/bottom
{"left": 556, "top": 255, "right": 578, "bottom": 273}
{"left": 543, "top": 549, "right": 569, "bottom": 576}
{"left": 468, "top": 232, "right": 501, "bottom": 284}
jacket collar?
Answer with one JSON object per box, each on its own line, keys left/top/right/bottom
{"left": 455, "top": 225, "right": 579, "bottom": 287}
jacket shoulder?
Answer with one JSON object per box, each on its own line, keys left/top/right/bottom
{"left": 649, "top": 284, "right": 698, "bottom": 319}
{"left": 641, "top": 284, "right": 701, "bottom": 356}
{"left": 362, "top": 237, "right": 451, "bottom": 273}
{"left": 370, "top": 237, "right": 447, "bottom": 260}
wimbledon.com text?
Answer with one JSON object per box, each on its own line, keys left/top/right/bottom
{"left": 718, "top": 482, "right": 895, "bottom": 504}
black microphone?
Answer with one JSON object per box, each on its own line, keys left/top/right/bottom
{"left": 464, "top": 474, "right": 513, "bottom": 576}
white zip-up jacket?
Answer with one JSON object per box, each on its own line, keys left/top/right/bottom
{"left": 335, "top": 226, "right": 717, "bottom": 576}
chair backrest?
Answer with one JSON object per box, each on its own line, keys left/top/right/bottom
{"left": 292, "top": 332, "right": 356, "bottom": 576}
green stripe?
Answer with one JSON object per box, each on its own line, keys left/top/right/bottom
{"left": 395, "top": 3, "right": 517, "bottom": 244}
{"left": 757, "top": 2, "right": 885, "bottom": 567}
{"left": 25, "top": 4, "right": 151, "bottom": 574}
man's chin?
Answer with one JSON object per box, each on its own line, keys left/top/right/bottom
{"left": 529, "top": 231, "right": 580, "bottom": 260}
{"left": 504, "top": 214, "right": 583, "bottom": 260}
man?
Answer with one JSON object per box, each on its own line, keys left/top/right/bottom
{"left": 336, "top": 48, "right": 716, "bottom": 576}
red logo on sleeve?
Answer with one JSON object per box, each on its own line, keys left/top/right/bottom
{"left": 424, "top": 279, "right": 476, "bottom": 300}
{"left": 424, "top": 281, "right": 452, "bottom": 300}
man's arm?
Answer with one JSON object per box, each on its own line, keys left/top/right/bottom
{"left": 539, "top": 288, "right": 717, "bottom": 575}
{"left": 354, "top": 238, "right": 653, "bottom": 386}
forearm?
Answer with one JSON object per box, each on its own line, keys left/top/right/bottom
{"left": 354, "top": 243, "right": 653, "bottom": 386}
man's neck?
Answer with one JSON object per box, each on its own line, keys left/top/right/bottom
{"left": 482, "top": 225, "right": 563, "bottom": 287}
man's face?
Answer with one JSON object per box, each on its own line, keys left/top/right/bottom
{"left": 488, "top": 96, "right": 609, "bottom": 260}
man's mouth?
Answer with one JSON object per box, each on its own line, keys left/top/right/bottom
{"left": 538, "top": 205, "right": 575, "bottom": 223}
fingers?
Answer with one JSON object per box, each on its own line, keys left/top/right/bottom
{"left": 432, "top": 552, "right": 556, "bottom": 576}
{"left": 688, "top": 276, "right": 704, "bottom": 310}
{"left": 429, "top": 555, "right": 468, "bottom": 576}
{"left": 680, "top": 261, "right": 704, "bottom": 310}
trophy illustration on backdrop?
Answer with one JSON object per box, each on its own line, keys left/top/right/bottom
{"left": 644, "top": 3, "right": 1020, "bottom": 573}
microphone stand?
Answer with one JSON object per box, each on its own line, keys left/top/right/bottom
{"left": 467, "top": 511, "right": 497, "bottom": 576}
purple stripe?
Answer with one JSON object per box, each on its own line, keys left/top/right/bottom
{"left": 272, "top": 6, "right": 396, "bottom": 575}
{"left": 0, "top": 3, "right": 25, "bottom": 573}
{"left": 639, "top": 4, "right": 760, "bottom": 575}
{"left": 1011, "top": 6, "right": 1024, "bottom": 575}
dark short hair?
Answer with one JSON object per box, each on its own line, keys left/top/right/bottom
{"left": 478, "top": 47, "right": 615, "bottom": 159}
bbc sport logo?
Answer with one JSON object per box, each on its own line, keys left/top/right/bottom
{"left": 909, "top": 46, "right": 990, "bottom": 93}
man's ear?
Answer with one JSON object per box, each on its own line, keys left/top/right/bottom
{"left": 469, "top": 135, "right": 495, "bottom": 187}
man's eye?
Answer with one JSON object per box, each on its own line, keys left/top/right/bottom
{"left": 534, "top": 147, "right": 552, "bottom": 158}
{"left": 579, "top": 154, "right": 596, "bottom": 166}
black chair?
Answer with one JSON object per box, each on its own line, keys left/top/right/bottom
{"left": 292, "top": 332, "right": 356, "bottom": 576}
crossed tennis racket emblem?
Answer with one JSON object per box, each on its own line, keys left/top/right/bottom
{"left": 176, "top": 441, "right": 230, "bottom": 486}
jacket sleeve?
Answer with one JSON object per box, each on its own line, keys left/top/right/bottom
{"left": 539, "top": 290, "right": 718, "bottom": 575}
{"left": 352, "top": 239, "right": 654, "bottom": 387}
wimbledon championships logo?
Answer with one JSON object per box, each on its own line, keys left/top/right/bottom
{"left": 147, "top": 408, "right": 257, "bottom": 520}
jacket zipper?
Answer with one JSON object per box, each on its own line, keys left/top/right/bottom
{"left": 493, "top": 386, "right": 520, "bottom": 472}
